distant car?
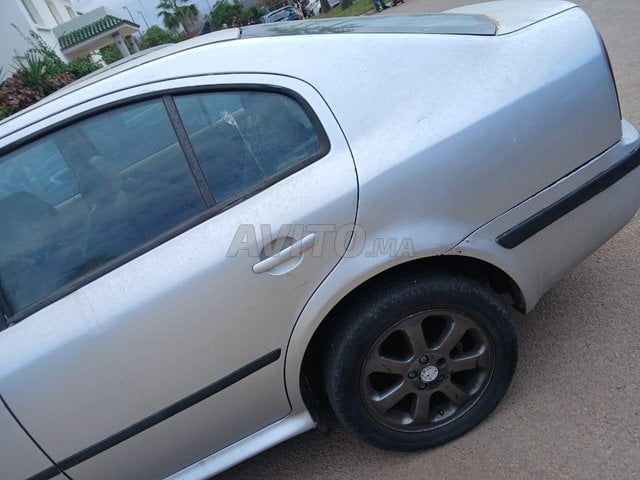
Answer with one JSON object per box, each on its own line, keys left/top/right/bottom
{"left": 1, "top": 2, "right": 640, "bottom": 480}
{"left": 263, "top": 6, "right": 300, "bottom": 22}
{"left": 317, "top": 0, "right": 341, "bottom": 12}
{"left": 306, "top": 0, "right": 321, "bottom": 16}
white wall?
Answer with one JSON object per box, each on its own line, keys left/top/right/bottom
{"left": 1, "top": 0, "right": 78, "bottom": 75}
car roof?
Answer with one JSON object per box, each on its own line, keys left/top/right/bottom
{"left": 0, "top": 13, "right": 497, "bottom": 138}
{"left": 1, "top": 3, "right": 576, "bottom": 141}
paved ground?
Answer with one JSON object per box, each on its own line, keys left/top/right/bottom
{"left": 218, "top": 1, "right": 640, "bottom": 478}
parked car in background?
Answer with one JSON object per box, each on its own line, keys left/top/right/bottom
{"left": 263, "top": 5, "right": 300, "bottom": 22}
{"left": 306, "top": 0, "right": 321, "bottom": 16}
{"left": 1, "top": 2, "right": 639, "bottom": 479}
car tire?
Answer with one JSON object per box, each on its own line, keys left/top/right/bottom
{"left": 323, "top": 273, "right": 517, "bottom": 451}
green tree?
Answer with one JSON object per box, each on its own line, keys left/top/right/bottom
{"left": 140, "top": 25, "right": 179, "bottom": 49}
{"left": 240, "top": 6, "right": 261, "bottom": 25}
{"left": 210, "top": 2, "right": 243, "bottom": 28}
{"left": 157, "top": 0, "right": 200, "bottom": 33}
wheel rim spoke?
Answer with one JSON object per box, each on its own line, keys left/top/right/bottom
{"left": 448, "top": 347, "right": 491, "bottom": 372}
{"left": 437, "top": 380, "right": 471, "bottom": 407}
{"left": 410, "top": 392, "right": 433, "bottom": 425}
{"left": 399, "top": 315, "right": 429, "bottom": 357}
{"left": 363, "top": 354, "right": 411, "bottom": 377}
{"left": 434, "top": 317, "right": 469, "bottom": 355}
{"left": 371, "top": 380, "right": 412, "bottom": 413}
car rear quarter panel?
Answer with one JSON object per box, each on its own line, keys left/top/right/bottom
{"left": 334, "top": 7, "right": 621, "bottom": 249}
{"left": 448, "top": 120, "right": 640, "bottom": 310}
{"left": 284, "top": 7, "right": 625, "bottom": 409}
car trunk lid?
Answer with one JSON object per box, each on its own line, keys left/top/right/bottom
{"left": 445, "top": 0, "right": 577, "bottom": 35}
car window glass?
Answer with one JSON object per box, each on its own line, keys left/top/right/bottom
{"left": 78, "top": 101, "right": 177, "bottom": 171}
{"left": 0, "top": 138, "right": 76, "bottom": 205}
{"left": 177, "top": 94, "right": 243, "bottom": 134}
{"left": 174, "top": 91, "right": 321, "bottom": 201}
{"left": 0, "top": 99, "right": 205, "bottom": 312}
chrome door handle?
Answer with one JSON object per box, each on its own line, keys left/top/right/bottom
{"left": 252, "top": 233, "right": 317, "bottom": 274}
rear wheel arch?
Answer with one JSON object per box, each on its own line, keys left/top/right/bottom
{"left": 298, "top": 255, "right": 523, "bottom": 422}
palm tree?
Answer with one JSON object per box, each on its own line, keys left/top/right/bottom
{"left": 157, "top": 0, "right": 199, "bottom": 33}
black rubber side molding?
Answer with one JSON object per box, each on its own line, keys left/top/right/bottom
{"left": 497, "top": 147, "right": 640, "bottom": 249}
{"left": 26, "top": 348, "right": 281, "bottom": 480}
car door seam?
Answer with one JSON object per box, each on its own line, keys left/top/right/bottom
{"left": 0, "top": 394, "right": 71, "bottom": 480}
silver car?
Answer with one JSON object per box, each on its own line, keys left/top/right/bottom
{"left": 1, "top": 2, "right": 639, "bottom": 479}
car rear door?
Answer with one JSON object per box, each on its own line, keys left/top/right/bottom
{"left": 0, "top": 74, "right": 357, "bottom": 479}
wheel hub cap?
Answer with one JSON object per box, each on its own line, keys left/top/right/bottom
{"left": 420, "top": 365, "right": 439, "bottom": 383}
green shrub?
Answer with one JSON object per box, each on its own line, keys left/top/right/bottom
{"left": 0, "top": 27, "right": 83, "bottom": 116}
{"left": 140, "top": 25, "right": 179, "bottom": 49}
{"left": 14, "top": 50, "right": 52, "bottom": 95}
{"left": 67, "top": 57, "right": 101, "bottom": 78}
{"left": 99, "top": 44, "right": 122, "bottom": 65}
{"left": 13, "top": 25, "right": 67, "bottom": 76}
{"left": 0, "top": 68, "right": 75, "bottom": 115}
{"left": 0, "top": 73, "right": 44, "bottom": 114}
{"left": 45, "top": 72, "right": 76, "bottom": 91}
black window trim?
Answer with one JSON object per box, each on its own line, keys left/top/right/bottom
{"left": 0, "top": 289, "right": 10, "bottom": 330}
{"left": 0, "top": 84, "right": 331, "bottom": 327}
{"left": 162, "top": 95, "right": 216, "bottom": 207}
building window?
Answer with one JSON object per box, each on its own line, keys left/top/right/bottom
{"left": 46, "top": 1, "right": 64, "bottom": 25}
{"left": 20, "top": 0, "right": 44, "bottom": 26}
{"left": 65, "top": 5, "right": 76, "bottom": 19}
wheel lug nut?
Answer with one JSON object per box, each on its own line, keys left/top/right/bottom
{"left": 437, "top": 374, "right": 445, "bottom": 381}
{"left": 419, "top": 355, "right": 429, "bottom": 364}
{"left": 408, "top": 371, "right": 418, "bottom": 379}
{"left": 419, "top": 383, "right": 428, "bottom": 390}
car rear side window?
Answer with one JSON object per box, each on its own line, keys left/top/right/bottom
{"left": 0, "top": 99, "right": 206, "bottom": 312}
{"left": 173, "top": 91, "right": 321, "bottom": 202}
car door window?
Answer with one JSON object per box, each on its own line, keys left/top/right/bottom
{"left": 78, "top": 101, "right": 178, "bottom": 172}
{"left": 0, "top": 99, "right": 206, "bottom": 313}
{"left": 173, "top": 91, "right": 322, "bottom": 201}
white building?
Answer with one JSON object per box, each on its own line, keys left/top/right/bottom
{"left": 1, "top": 0, "right": 140, "bottom": 74}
